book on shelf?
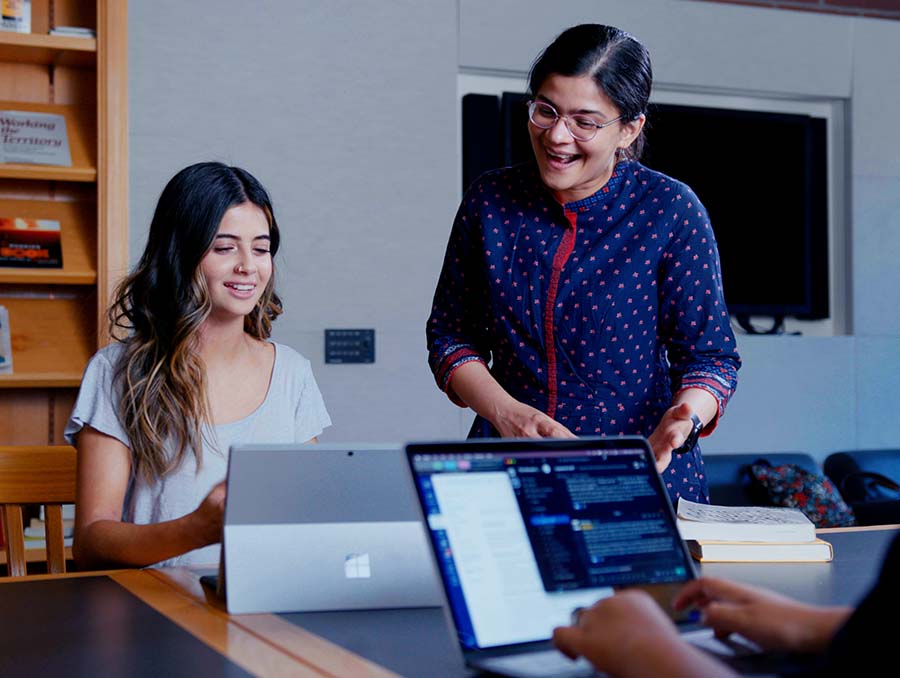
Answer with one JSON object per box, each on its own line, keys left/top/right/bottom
{"left": 49, "top": 26, "right": 95, "bottom": 38}
{"left": 1, "top": 0, "right": 30, "bottom": 33}
{"left": 0, "top": 109, "right": 72, "bottom": 167}
{"left": 0, "top": 304, "right": 11, "bottom": 375}
{"left": 687, "top": 538, "right": 833, "bottom": 563}
{"left": 24, "top": 535, "right": 74, "bottom": 550}
{"left": 676, "top": 498, "right": 816, "bottom": 543}
{"left": 25, "top": 516, "right": 74, "bottom": 539}
{"left": 0, "top": 216, "right": 63, "bottom": 268}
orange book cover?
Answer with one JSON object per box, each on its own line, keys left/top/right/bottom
{"left": 0, "top": 216, "right": 62, "bottom": 268}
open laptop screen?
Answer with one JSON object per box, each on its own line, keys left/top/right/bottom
{"left": 407, "top": 438, "right": 694, "bottom": 650}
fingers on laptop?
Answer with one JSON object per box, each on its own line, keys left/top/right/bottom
{"left": 553, "top": 591, "right": 684, "bottom": 673}
{"left": 674, "top": 576, "right": 758, "bottom": 610}
{"left": 674, "top": 577, "right": 813, "bottom": 651}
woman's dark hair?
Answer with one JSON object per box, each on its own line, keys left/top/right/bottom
{"left": 528, "top": 24, "right": 652, "bottom": 159}
{"left": 109, "top": 161, "right": 283, "bottom": 481}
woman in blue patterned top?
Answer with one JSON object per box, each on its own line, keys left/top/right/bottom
{"left": 427, "top": 24, "right": 740, "bottom": 504}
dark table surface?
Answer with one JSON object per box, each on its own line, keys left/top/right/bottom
{"left": 701, "top": 527, "right": 896, "bottom": 607}
{"left": 2, "top": 528, "right": 891, "bottom": 678}
{"left": 283, "top": 527, "right": 897, "bottom": 677}
{"left": 0, "top": 577, "right": 250, "bottom": 678}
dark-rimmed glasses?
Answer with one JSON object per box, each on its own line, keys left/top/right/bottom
{"left": 527, "top": 100, "right": 624, "bottom": 142}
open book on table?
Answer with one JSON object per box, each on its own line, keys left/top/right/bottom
{"left": 675, "top": 498, "right": 816, "bottom": 543}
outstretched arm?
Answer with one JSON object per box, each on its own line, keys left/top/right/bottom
{"left": 73, "top": 426, "right": 225, "bottom": 569}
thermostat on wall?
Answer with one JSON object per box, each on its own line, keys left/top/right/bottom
{"left": 325, "top": 329, "right": 375, "bottom": 364}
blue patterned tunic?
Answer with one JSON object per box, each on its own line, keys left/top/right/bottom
{"left": 427, "top": 160, "right": 740, "bottom": 504}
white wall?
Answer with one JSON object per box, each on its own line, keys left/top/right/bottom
{"left": 130, "top": 0, "right": 468, "bottom": 443}
{"left": 130, "top": 0, "right": 900, "bottom": 460}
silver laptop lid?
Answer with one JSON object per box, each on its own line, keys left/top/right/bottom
{"left": 223, "top": 443, "right": 442, "bottom": 614}
{"left": 405, "top": 437, "right": 697, "bottom": 655}
{"left": 226, "top": 443, "right": 420, "bottom": 525}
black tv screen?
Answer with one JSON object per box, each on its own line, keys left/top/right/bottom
{"left": 461, "top": 94, "right": 829, "bottom": 320}
{"left": 644, "top": 103, "right": 829, "bottom": 320}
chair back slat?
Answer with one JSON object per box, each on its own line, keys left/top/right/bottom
{"left": 44, "top": 504, "right": 67, "bottom": 574}
{"left": 0, "top": 446, "right": 77, "bottom": 577}
{"left": 2, "top": 505, "right": 28, "bottom": 577}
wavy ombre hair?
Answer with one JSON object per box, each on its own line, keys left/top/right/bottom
{"left": 109, "top": 162, "right": 282, "bottom": 482}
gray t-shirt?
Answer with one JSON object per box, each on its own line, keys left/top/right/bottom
{"left": 64, "top": 341, "right": 332, "bottom": 567}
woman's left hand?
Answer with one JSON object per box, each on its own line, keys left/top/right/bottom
{"left": 647, "top": 402, "right": 695, "bottom": 472}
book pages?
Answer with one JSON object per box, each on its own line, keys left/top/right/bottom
{"left": 678, "top": 498, "right": 811, "bottom": 525}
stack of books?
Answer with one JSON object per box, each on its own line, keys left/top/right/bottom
{"left": 23, "top": 506, "right": 75, "bottom": 550}
{"left": 676, "top": 498, "right": 833, "bottom": 562}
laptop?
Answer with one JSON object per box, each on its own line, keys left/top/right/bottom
{"left": 405, "top": 436, "right": 753, "bottom": 678}
{"left": 213, "top": 443, "right": 444, "bottom": 614}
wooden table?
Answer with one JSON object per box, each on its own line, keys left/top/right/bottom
{"left": 0, "top": 567, "right": 398, "bottom": 677}
{"left": 1, "top": 526, "right": 895, "bottom": 677}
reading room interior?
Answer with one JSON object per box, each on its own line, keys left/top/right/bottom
{"left": 1, "top": 0, "right": 899, "bottom": 676}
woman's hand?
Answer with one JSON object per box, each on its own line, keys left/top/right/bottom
{"left": 447, "top": 361, "right": 575, "bottom": 438}
{"left": 494, "top": 399, "right": 576, "bottom": 439}
{"left": 647, "top": 402, "right": 696, "bottom": 472}
{"left": 553, "top": 590, "right": 732, "bottom": 678}
{"left": 188, "top": 481, "right": 227, "bottom": 547}
{"left": 674, "top": 577, "right": 852, "bottom": 654}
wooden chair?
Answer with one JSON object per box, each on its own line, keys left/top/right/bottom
{"left": 0, "top": 445, "right": 77, "bottom": 577}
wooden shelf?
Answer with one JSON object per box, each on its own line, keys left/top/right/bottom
{"left": 0, "top": 198, "right": 97, "bottom": 284}
{"left": 0, "top": 295, "right": 95, "bottom": 388}
{"left": 0, "top": 0, "right": 126, "bottom": 439}
{"left": 0, "top": 164, "right": 96, "bottom": 182}
{"left": 0, "top": 32, "right": 96, "bottom": 68}
{"left": 0, "top": 101, "right": 97, "bottom": 182}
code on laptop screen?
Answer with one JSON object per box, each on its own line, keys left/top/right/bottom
{"left": 509, "top": 450, "right": 689, "bottom": 591}
{"left": 410, "top": 446, "right": 692, "bottom": 649}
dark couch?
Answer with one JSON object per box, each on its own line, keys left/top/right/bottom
{"left": 824, "top": 449, "right": 900, "bottom": 525}
{"left": 703, "top": 452, "right": 819, "bottom": 506}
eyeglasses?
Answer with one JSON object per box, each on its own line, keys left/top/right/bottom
{"left": 527, "top": 100, "right": 624, "bottom": 142}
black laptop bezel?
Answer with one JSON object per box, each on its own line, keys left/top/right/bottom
{"left": 404, "top": 435, "right": 699, "bottom": 665}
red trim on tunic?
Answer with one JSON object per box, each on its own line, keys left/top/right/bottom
{"left": 442, "top": 353, "right": 487, "bottom": 407}
{"left": 544, "top": 209, "right": 578, "bottom": 418}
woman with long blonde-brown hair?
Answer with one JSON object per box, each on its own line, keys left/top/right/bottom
{"left": 66, "top": 162, "right": 331, "bottom": 569}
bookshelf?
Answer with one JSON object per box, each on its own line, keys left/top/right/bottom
{"left": 0, "top": 0, "right": 127, "bottom": 444}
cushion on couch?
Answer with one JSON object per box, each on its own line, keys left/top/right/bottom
{"left": 824, "top": 450, "right": 900, "bottom": 525}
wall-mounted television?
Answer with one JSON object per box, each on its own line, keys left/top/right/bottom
{"left": 462, "top": 94, "right": 830, "bottom": 325}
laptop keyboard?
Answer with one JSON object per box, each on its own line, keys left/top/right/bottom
{"left": 475, "top": 631, "right": 761, "bottom": 678}
{"left": 478, "top": 650, "right": 597, "bottom": 678}
{"left": 682, "top": 628, "right": 763, "bottom": 658}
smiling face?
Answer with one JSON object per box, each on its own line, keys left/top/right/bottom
{"left": 529, "top": 73, "right": 644, "bottom": 204}
{"left": 199, "top": 201, "right": 273, "bottom": 325}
